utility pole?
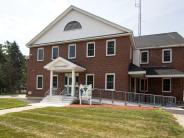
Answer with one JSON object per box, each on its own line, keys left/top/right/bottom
{"left": 135, "top": 0, "right": 142, "bottom": 36}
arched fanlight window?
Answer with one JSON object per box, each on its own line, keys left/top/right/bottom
{"left": 64, "top": 21, "right": 82, "bottom": 31}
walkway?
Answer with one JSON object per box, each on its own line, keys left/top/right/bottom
{"left": 0, "top": 105, "right": 43, "bottom": 115}
{"left": 164, "top": 107, "right": 184, "bottom": 128}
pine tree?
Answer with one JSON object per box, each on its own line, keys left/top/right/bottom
{"left": 3, "top": 41, "right": 26, "bottom": 92}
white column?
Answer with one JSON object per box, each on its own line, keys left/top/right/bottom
{"left": 49, "top": 70, "right": 53, "bottom": 96}
{"left": 134, "top": 78, "right": 137, "bottom": 93}
{"left": 71, "top": 69, "right": 75, "bottom": 97}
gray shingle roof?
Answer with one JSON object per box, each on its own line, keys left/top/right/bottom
{"left": 135, "top": 32, "right": 184, "bottom": 49}
{"left": 143, "top": 67, "right": 184, "bottom": 76}
{"left": 128, "top": 63, "right": 145, "bottom": 72}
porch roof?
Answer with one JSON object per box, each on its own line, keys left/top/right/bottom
{"left": 128, "top": 64, "right": 184, "bottom": 78}
{"left": 44, "top": 57, "right": 86, "bottom": 72}
{"left": 144, "top": 67, "right": 184, "bottom": 78}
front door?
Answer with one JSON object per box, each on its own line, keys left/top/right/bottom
{"left": 64, "top": 73, "right": 79, "bottom": 96}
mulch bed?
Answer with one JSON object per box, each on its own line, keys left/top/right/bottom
{"left": 67, "top": 104, "right": 159, "bottom": 110}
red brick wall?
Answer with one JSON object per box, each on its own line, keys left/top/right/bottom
{"left": 27, "top": 36, "right": 133, "bottom": 97}
{"left": 139, "top": 47, "right": 184, "bottom": 102}
{"left": 140, "top": 47, "right": 184, "bottom": 71}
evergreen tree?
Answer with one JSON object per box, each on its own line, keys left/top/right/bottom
{"left": 1, "top": 41, "right": 26, "bottom": 93}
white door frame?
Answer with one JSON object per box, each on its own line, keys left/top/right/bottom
{"left": 64, "top": 73, "right": 79, "bottom": 96}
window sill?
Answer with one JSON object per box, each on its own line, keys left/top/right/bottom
{"left": 36, "top": 88, "right": 43, "bottom": 90}
{"left": 105, "top": 89, "right": 115, "bottom": 91}
{"left": 140, "top": 61, "right": 149, "bottom": 64}
{"left": 162, "top": 61, "right": 172, "bottom": 64}
{"left": 106, "top": 54, "right": 116, "bottom": 57}
{"left": 162, "top": 91, "right": 171, "bottom": 93}
{"left": 86, "top": 56, "right": 95, "bottom": 58}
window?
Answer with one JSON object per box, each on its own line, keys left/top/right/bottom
{"left": 162, "top": 49, "right": 172, "bottom": 63}
{"left": 37, "top": 48, "right": 44, "bottom": 61}
{"left": 86, "top": 74, "right": 94, "bottom": 88}
{"left": 64, "top": 21, "right": 82, "bottom": 31}
{"left": 86, "top": 42, "right": 95, "bottom": 57}
{"left": 53, "top": 75, "right": 58, "bottom": 89}
{"left": 68, "top": 44, "right": 76, "bottom": 59}
{"left": 105, "top": 73, "right": 115, "bottom": 90}
{"left": 52, "top": 46, "right": 59, "bottom": 60}
{"left": 36, "top": 75, "right": 43, "bottom": 89}
{"left": 140, "top": 51, "right": 149, "bottom": 64}
{"left": 106, "top": 39, "right": 116, "bottom": 56}
{"left": 162, "top": 78, "right": 171, "bottom": 92}
{"left": 139, "top": 78, "right": 148, "bottom": 92}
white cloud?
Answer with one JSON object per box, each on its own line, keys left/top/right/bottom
{"left": 0, "top": 0, "right": 183, "bottom": 55}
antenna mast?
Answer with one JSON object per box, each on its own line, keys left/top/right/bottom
{"left": 135, "top": 0, "right": 142, "bottom": 36}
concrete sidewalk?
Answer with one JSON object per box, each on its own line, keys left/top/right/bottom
{"left": 173, "top": 114, "right": 184, "bottom": 128}
{"left": 0, "top": 102, "right": 69, "bottom": 116}
{"left": 164, "top": 107, "right": 184, "bottom": 128}
{"left": 0, "top": 105, "right": 44, "bottom": 115}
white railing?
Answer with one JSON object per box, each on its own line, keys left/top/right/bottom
{"left": 92, "top": 88, "right": 176, "bottom": 107}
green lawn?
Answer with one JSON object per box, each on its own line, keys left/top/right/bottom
{"left": 0, "top": 98, "right": 28, "bottom": 110}
{"left": 0, "top": 107, "right": 183, "bottom": 138}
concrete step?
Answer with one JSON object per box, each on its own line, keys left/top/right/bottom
{"left": 40, "top": 95, "right": 76, "bottom": 105}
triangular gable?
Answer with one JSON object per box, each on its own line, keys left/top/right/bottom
{"left": 44, "top": 57, "right": 86, "bottom": 72}
{"left": 27, "top": 5, "right": 132, "bottom": 47}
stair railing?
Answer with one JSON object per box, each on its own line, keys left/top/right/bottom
{"left": 44, "top": 90, "right": 50, "bottom": 97}
{"left": 59, "top": 87, "right": 67, "bottom": 96}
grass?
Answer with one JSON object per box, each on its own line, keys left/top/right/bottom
{"left": 0, "top": 98, "right": 28, "bottom": 110}
{"left": 0, "top": 107, "right": 183, "bottom": 138}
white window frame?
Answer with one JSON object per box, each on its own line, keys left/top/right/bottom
{"left": 86, "top": 42, "right": 95, "bottom": 58}
{"left": 162, "top": 78, "right": 171, "bottom": 93}
{"left": 68, "top": 44, "right": 76, "bottom": 59}
{"left": 85, "top": 74, "right": 95, "bottom": 89}
{"left": 140, "top": 50, "right": 149, "bottom": 64}
{"left": 105, "top": 73, "right": 115, "bottom": 91}
{"left": 139, "top": 78, "right": 148, "bottom": 92}
{"left": 162, "top": 49, "right": 172, "bottom": 63}
{"left": 53, "top": 75, "right": 58, "bottom": 89}
{"left": 106, "top": 39, "right": 116, "bottom": 56}
{"left": 37, "top": 48, "right": 44, "bottom": 61}
{"left": 36, "top": 75, "right": 43, "bottom": 90}
{"left": 52, "top": 46, "right": 59, "bottom": 60}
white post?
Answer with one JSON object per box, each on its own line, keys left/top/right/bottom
{"left": 134, "top": 78, "right": 136, "bottom": 93}
{"left": 71, "top": 69, "right": 75, "bottom": 97}
{"left": 50, "top": 70, "right": 53, "bottom": 96}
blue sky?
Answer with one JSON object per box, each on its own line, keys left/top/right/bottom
{"left": 0, "top": 0, "right": 184, "bottom": 55}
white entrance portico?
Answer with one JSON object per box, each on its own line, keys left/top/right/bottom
{"left": 44, "top": 57, "right": 86, "bottom": 97}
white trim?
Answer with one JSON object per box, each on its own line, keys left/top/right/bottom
{"left": 139, "top": 78, "right": 148, "bottom": 92}
{"left": 44, "top": 57, "right": 86, "bottom": 72}
{"left": 68, "top": 44, "right": 76, "bottom": 59}
{"left": 128, "top": 71, "right": 146, "bottom": 75}
{"left": 140, "top": 50, "right": 149, "bottom": 64}
{"left": 86, "top": 42, "right": 95, "bottom": 58}
{"left": 146, "top": 74, "right": 184, "bottom": 78}
{"left": 162, "top": 49, "right": 172, "bottom": 63}
{"left": 105, "top": 73, "right": 115, "bottom": 91}
{"left": 36, "top": 75, "right": 43, "bottom": 90}
{"left": 27, "top": 33, "right": 132, "bottom": 48}
{"left": 136, "top": 44, "right": 184, "bottom": 50}
{"left": 26, "top": 5, "right": 132, "bottom": 47}
{"left": 53, "top": 74, "right": 58, "bottom": 89}
{"left": 52, "top": 46, "right": 59, "bottom": 60}
{"left": 37, "top": 48, "right": 44, "bottom": 61}
{"left": 106, "top": 39, "right": 116, "bottom": 56}
{"left": 85, "top": 74, "right": 95, "bottom": 89}
{"left": 162, "top": 78, "right": 171, "bottom": 93}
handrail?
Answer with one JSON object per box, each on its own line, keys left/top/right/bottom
{"left": 44, "top": 90, "right": 50, "bottom": 97}
{"left": 59, "top": 87, "right": 67, "bottom": 96}
{"left": 93, "top": 88, "right": 176, "bottom": 99}
{"left": 92, "top": 88, "right": 176, "bottom": 106}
